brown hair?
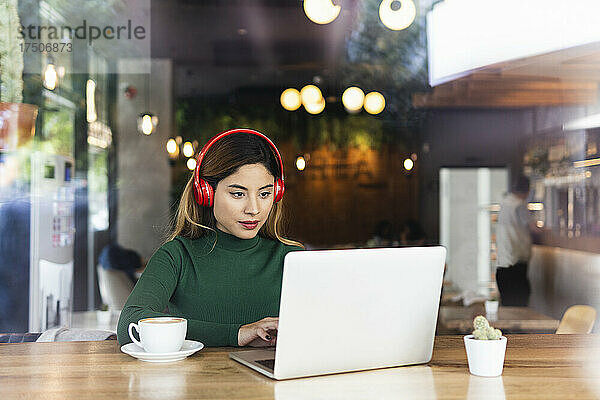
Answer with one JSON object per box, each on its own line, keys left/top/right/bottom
{"left": 166, "top": 132, "right": 303, "bottom": 248}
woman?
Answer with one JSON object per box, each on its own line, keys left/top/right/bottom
{"left": 116, "top": 128, "right": 303, "bottom": 347}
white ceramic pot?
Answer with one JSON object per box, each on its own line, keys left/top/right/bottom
{"left": 463, "top": 335, "right": 507, "bottom": 377}
{"left": 485, "top": 300, "right": 499, "bottom": 316}
{"left": 96, "top": 310, "right": 112, "bottom": 325}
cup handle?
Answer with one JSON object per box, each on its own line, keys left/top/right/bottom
{"left": 128, "top": 323, "right": 143, "bottom": 348}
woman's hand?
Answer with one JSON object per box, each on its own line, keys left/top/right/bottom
{"left": 238, "top": 317, "right": 278, "bottom": 346}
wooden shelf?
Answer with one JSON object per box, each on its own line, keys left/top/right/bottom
{"left": 413, "top": 73, "right": 599, "bottom": 108}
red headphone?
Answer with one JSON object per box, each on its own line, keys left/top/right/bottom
{"left": 193, "top": 128, "right": 285, "bottom": 207}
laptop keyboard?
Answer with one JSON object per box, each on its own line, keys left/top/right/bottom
{"left": 255, "top": 359, "right": 275, "bottom": 370}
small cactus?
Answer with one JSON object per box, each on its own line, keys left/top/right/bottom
{"left": 472, "top": 328, "right": 489, "bottom": 340}
{"left": 473, "top": 315, "right": 490, "bottom": 330}
{"left": 472, "top": 315, "right": 502, "bottom": 340}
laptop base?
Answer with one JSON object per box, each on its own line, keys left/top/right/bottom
{"left": 229, "top": 349, "right": 276, "bottom": 379}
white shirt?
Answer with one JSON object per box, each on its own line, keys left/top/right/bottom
{"left": 496, "top": 193, "right": 531, "bottom": 267}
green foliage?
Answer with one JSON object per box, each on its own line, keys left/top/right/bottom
{"left": 170, "top": 0, "right": 431, "bottom": 200}
{"left": 343, "top": 0, "right": 429, "bottom": 130}
{"left": 0, "top": 0, "right": 24, "bottom": 103}
{"left": 174, "top": 99, "right": 387, "bottom": 152}
{"left": 171, "top": 98, "right": 396, "bottom": 204}
{"left": 89, "top": 150, "right": 108, "bottom": 194}
{"left": 41, "top": 106, "right": 74, "bottom": 156}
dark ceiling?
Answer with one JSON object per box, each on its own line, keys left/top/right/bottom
{"left": 150, "top": 0, "right": 360, "bottom": 97}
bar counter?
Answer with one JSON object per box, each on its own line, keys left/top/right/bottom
{"left": 438, "top": 306, "right": 560, "bottom": 334}
{"left": 1, "top": 334, "right": 599, "bottom": 399}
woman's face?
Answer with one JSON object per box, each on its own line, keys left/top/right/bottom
{"left": 213, "top": 163, "right": 275, "bottom": 239}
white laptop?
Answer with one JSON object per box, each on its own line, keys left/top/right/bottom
{"left": 229, "top": 246, "right": 446, "bottom": 380}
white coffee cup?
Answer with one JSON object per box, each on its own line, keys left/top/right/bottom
{"left": 128, "top": 317, "right": 187, "bottom": 353}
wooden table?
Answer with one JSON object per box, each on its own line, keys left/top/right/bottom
{"left": 1, "top": 334, "right": 599, "bottom": 399}
{"left": 438, "top": 305, "right": 560, "bottom": 334}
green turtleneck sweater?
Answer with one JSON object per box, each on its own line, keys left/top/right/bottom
{"left": 116, "top": 230, "right": 303, "bottom": 347}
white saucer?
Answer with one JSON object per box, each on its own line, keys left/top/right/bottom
{"left": 121, "top": 340, "right": 204, "bottom": 362}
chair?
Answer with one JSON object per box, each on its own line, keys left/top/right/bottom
{"left": 0, "top": 333, "right": 42, "bottom": 343}
{"left": 36, "top": 327, "right": 116, "bottom": 342}
{"left": 1, "top": 331, "right": 117, "bottom": 343}
{"left": 96, "top": 264, "right": 134, "bottom": 312}
{"left": 555, "top": 305, "right": 597, "bottom": 334}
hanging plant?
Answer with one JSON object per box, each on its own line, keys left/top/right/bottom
{"left": 343, "top": 0, "right": 429, "bottom": 131}
{"left": 174, "top": 99, "right": 386, "bottom": 153}
{"left": 0, "top": 0, "right": 24, "bottom": 103}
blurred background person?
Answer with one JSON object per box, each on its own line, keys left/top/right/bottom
{"left": 366, "top": 220, "right": 397, "bottom": 247}
{"left": 495, "top": 175, "right": 533, "bottom": 307}
{"left": 399, "top": 219, "right": 426, "bottom": 246}
{"left": 98, "top": 243, "right": 145, "bottom": 285}
{"left": 0, "top": 152, "right": 30, "bottom": 333}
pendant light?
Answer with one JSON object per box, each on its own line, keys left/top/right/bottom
{"left": 137, "top": 73, "right": 158, "bottom": 135}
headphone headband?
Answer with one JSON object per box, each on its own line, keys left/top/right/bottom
{"left": 193, "top": 128, "right": 285, "bottom": 206}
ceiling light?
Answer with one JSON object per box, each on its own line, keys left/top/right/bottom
{"left": 43, "top": 62, "right": 58, "bottom": 90}
{"left": 280, "top": 88, "right": 302, "bottom": 111}
{"left": 574, "top": 158, "right": 600, "bottom": 168}
{"left": 364, "top": 91, "right": 386, "bottom": 114}
{"left": 300, "top": 85, "right": 323, "bottom": 107}
{"left": 296, "top": 156, "right": 306, "bottom": 171}
{"left": 187, "top": 158, "right": 197, "bottom": 171}
{"left": 166, "top": 138, "right": 178, "bottom": 155}
{"left": 379, "top": 0, "right": 417, "bottom": 31}
{"left": 182, "top": 141, "right": 194, "bottom": 158}
{"left": 563, "top": 113, "right": 600, "bottom": 131}
{"left": 137, "top": 113, "right": 158, "bottom": 135}
{"left": 342, "top": 87, "right": 364, "bottom": 112}
{"left": 86, "top": 79, "right": 97, "bottom": 123}
{"left": 304, "top": 97, "right": 326, "bottom": 114}
{"left": 303, "top": 0, "right": 341, "bottom": 25}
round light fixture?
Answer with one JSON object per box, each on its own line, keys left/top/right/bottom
{"left": 364, "top": 91, "right": 386, "bottom": 114}
{"left": 342, "top": 87, "right": 365, "bottom": 113}
{"left": 304, "top": 97, "right": 326, "bottom": 114}
{"left": 379, "top": 0, "right": 416, "bottom": 31}
{"left": 43, "top": 62, "right": 58, "bottom": 90}
{"left": 182, "top": 141, "right": 194, "bottom": 158}
{"left": 280, "top": 88, "right": 302, "bottom": 111}
{"left": 137, "top": 113, "right": 158, "bottom": 136}
{"left": 86, "top": 79, "right": 97, "bottom": 123}
{"left": 300, "top": 85, "right": 323, "bottom": 107}
{"left": 166, "top": 138, "right": 178, "bottom": 155}
{"left": 187, "top": 158, "right": 197, "bottom": 171}
{"left": 303, "top": 0, "right": 341, "bottom": 25}
{"left": 296, "top": 156, "right": 306, "bottom": 171}
{"left": 404, "top": 158, "right": 414, "bottom": 171}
